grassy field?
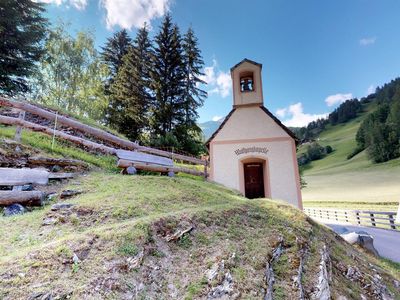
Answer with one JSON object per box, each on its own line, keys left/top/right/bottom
{"left": 0, "top": 172, "right": 399, "bottom": 299}
{"left": 300, "top": 103, "right": 400, "bottom": 211}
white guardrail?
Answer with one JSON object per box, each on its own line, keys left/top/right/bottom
{"left": 304, "top": 207, "right": 399, "bottom": 231}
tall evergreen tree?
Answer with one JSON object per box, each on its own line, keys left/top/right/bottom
{"left": 182, "top": 27, "right": 207, "bottom": 129}
{"left": 101, "top": 30, "right": 132, "bottom": 124}
{"left": 150, "top": 14, "right": 185, "bottom": 137}
{"left": 110, "top": 25, "right": 153, "bottom": 141}
{"left": 0, "top": 0, "right": 47, "bottom": 95}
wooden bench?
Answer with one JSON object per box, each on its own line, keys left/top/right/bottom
{"left": 116, "top": 149, "right": 176, "bottom": 176}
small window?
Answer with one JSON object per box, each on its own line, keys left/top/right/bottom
{"left": 240, "top": 75, "right": 254, "bottom": 92}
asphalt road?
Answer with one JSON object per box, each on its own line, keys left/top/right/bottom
{"left": 324, "top": 222, "right": 400, "bottom": 263}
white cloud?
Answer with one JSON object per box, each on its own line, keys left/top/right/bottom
{"left": 367, "top": 85, "right": 375, "bottom": 95}
{"left": 101, "top": 0, "right": 170, "bottom": 30}
{"left": 324, "top": 93, "right": 352, "bottom": 107}
{"left": 359, "top": 37, "right": 376, "bottom": 46}
{"left": 212, "top": 116, "right": 222, "bottom": 122}
{"left": 275, "top": 108, "right": 287, "bottom": 118}
{"left": 35, "top": 0, "right": 87, "bottom": 10}
{"left": 200, "top": 59, "right": 232, "bottom": 98}
{"left": 280, "top": 102, "right": 328, "bottom": 127}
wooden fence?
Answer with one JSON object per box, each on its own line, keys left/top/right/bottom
{"left": 304, "top": 207, "right": 399, "bottom": 231}
{"left": 0, "top": 97, "right": 208, "bottom": 178}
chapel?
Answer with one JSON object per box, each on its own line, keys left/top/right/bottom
{"left": 206, "top": 59, "right": 302, "bottom": 209}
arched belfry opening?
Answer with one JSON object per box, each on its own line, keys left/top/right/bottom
{"left": 240, "top": 71, "right": 254, "bottom": 92}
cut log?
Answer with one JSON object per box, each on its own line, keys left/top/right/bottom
{"left": 28, "top": 156, "right": 88, "bottom": 168}
{"left": 116, "top": 149, "right": 173, "bottom": 166}
{"left": 48, "top": 173, "right": 76, "bottom": 180}
{"left": 117, "top": 159, "right": 206, "bottom": 177}
{"left": 0, "top": 167, "right": 49, "bottom": 186}
{"left": 0, "top": 97, "right": 206, "bottom": 166}
{"left": 165, "top": 226, "right": 193, "bottom": 242}
{"left": 0, "top": 191, "right": 44, "bottom": 207}
{"left": 0, "top": 115, "right": 116, "bottom": 155}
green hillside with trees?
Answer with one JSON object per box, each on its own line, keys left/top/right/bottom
{"left": 297, "top": 79, "right": 400, "bottom": 210}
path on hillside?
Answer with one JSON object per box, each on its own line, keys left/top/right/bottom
{"left": 322, "top": 221, "right": 400, "bottom": 263}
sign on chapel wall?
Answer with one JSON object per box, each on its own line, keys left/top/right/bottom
{"left": 234, "top": 146, "right": 269, "bottom": 156}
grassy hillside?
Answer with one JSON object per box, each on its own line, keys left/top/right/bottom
{"left": 1, "top": 172, "right": 399, "bottom": 299}
{"left": 301, "top": 102, "right": 400, "bottom": 210}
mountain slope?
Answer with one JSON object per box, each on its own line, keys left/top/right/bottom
{"left": 1, "top": 172, "right": 399, "bottom": 299}
{"left": 300, "top": 102, "right": 400, "bottom": 210}
{"left": 199, "top": 120, "right": 222, "bottom": 140}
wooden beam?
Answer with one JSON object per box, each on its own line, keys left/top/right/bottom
{"left": 0, "top": 191, "right": 44, "bottom": 207}
{"left": 0, "top": 115, "right": 116, "bottom": 155}
{"left": 0, "top": 168, "right": 49, "bottom": 186}
{"left": 116, "top": 149, "right": 173, "bottom": 166}
{"left": 117, "top": 159, "right": 206, "bottom": 177}
{"left": 28, "top": 156, "right": 88, "bottom": 168}
{"left": 0, "top": 97, "right": 206, "bottom": 165}
{"left": 14, "top": 110, "right": 25, "bottom": 142}
{"left": 48, "top": 173, "right": 76, "bottom": 179}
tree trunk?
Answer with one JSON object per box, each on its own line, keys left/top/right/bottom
{"left": 0, "top": 191, "right": 44, "bottom": 207}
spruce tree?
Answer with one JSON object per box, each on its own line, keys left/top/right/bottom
{"left": 0, "top": 0, "right": 47, "bottom": 95}
{"left": 110, "top": 25, "right": 153, "bottom": 141}
{"left": 101, "top": 30, "right": 132, "bottom": 124}
{"left": 182, "top": 27, "right": 207, "bottom": 128}
{"left": 151, "top": 14, "right": 185, "bottom": 138}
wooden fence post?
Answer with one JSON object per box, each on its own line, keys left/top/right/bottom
{"left": 204, "top": 160, "right": 208, "bottom": 180}
{"left": 14, "top": 110, "right": 25, "bottom": 142}
{"left": 389, "top": 215, "right": 396, "bottom": 230}
{"left": 356, "top": 212, "right": 361, "bottom": 225}
{"left": 370, "top": 213, "right": 376, "bottom": 227}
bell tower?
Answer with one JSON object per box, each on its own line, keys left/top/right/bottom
{"left": 231, "top": 59, "right": 263, "bottom": 107}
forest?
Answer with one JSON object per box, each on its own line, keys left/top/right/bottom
{"left": 0, "top": 0, "right": 207, "bottom": 155}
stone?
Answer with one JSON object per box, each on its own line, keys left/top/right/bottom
{"left": 60, "top": 190, "right": 82, "bottom": 199}
{"left": 51, "top": 165, "right": 62, "bottom": 173}
{"left": 46, "top": 193, "right": 58, "bottom": 202}
{"left": 126, "top": 166, "right": 137, "bottom": 175}
{"left": 341, "top": 231, "right": 379, "bottom": 257}
{"left": 51, "top": 203, "right": 74, "bottom": 211}
{"left": 42, "top": 217, "right": 58, "bottom": 226}
{"left": 168, "top": 171, "right": 175, "bottom": 177}
{"left": 3, "top": 204, "right": 26, "bottom": 216}
{"left": 28, "top": 292, "right": 53, "bottom": 300}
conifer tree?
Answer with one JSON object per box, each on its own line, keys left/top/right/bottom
{"left": 0, "top": 0, "right": 47, "bottom": 95}
{"left": 101, "top": 30, "right": 132, "bottom": 124}
{"left": 182, "top": 27, "right": 207, "bottom": 128}
{"left": 110, "top": 25, "right": 153, "bottom": 141}
{"left": 151, "top": 14, "right": 185, "bottom": 138}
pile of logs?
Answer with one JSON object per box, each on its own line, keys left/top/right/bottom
{"left": 0, "top": 167, "right": 76, "bottom": 208}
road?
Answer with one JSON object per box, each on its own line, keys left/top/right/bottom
{"left": 323, "top": 221, "right": 400, "bottom": 263}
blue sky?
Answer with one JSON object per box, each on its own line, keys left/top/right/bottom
{"left": 42, "top": 0, "right": 400, "bottom": 126}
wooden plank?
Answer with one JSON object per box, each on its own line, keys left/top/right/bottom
{"left": 116, "top": 149, "right": 173, "bottom": 166}
{"left": 117, "top": 159, "right": 205, "bottom": 177}
{"left": 48, "top": 173, "right": 76, "bottom": 179}
{"left": 0, "top": 191, "right": 44, "bottom": 207}
{"left": 0, "top": 168, "right": 49, "bottom": 186}
{"left": 28, "top": 156, "right": 88, "bottom": 167}
{"left": 0, "top": 97, "right": 207, "bottom": 166}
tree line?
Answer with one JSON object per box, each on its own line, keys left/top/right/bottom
{"left": 0, "top": 1, "right": 207, "bottom": 155}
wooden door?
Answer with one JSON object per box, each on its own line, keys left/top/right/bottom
{"left": 244, "top": 163, "right": 265, "bottom": 199}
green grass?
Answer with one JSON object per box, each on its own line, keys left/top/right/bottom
{"left": 300, "top": 103, "right": 400, "bottom": 211}
{"left": 0, "top": 125, "right": 118, "bottom": 171}
{"left": 0, "top": 172, "right": 399, "bottom": 299}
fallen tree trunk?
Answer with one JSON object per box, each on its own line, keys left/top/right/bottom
{"left": 0, "top": 115, "right": 116, "bottom": 155}
{"left": 0, "top": 191, "right": 44, "bottom": 207}
{"left": 117, "top": 159, "right": 206, "bottom": 177}
{"left": 28, "top": 156, "right": 88, "bottom": 168}
{"left": 0, "top": 97, "right": 206, "bottom": 165}
{"left": 48, "top": 173, "right": 76, "bottom": 180}
{"left": 0, "top": 167, "right": 49, "bottom": 186}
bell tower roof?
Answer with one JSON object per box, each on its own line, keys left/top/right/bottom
{"left": 231, "top": 58, "right": 264, "bottom": 107}
{"left": 230, "top": 58, "right": 262, "bottom": 72}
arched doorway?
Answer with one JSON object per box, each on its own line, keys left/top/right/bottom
{"left": 239, "top": 156, "right": 271, "bottom": 199}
